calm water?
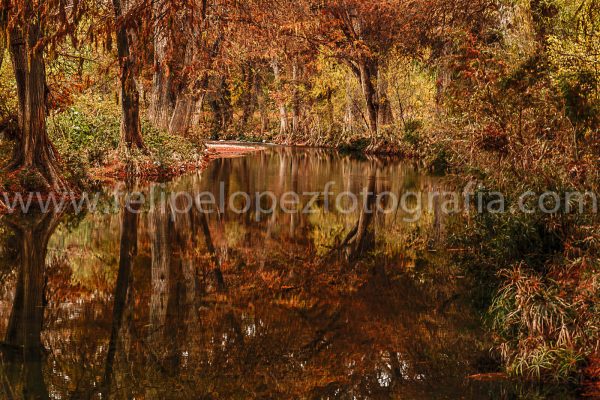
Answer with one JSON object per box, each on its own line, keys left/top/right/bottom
{"left": 0, "top": 146, "right": 568, "bottom": 399}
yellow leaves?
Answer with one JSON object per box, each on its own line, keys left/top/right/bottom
{"left": 545, "top": 0, "right": 600, "bottom": 88}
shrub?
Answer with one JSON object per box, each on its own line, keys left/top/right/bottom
{"left": 339, "top": 137, "right": 371, "bottom": 154}
{"left": 491, "top": 264, "right": 598, "bottom": 381}
{"left": 403, "top": 118, "right": 423, "bottom": 146}
{"left": 142, "top": 120, "right": 203, "bottom": 172}
{"left": 424, "top": 142, "right": 450, "bottom": 174}
{"left": 50, "top": 106, "right": 120, "bottom": 165}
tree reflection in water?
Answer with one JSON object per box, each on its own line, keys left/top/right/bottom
{"left": 1, "top": 210, "right": 63, "bottom": 400}
{"left": 0, "top": 147, "right": 560, "bottom": 399}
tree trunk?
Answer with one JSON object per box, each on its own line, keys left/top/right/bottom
{"left": 209, "top": 77, "right": 232, "bottom": 137}
{"left": 291, "top": 61, "right": 301, "bottom": 137}
{"left": 9, "top": 25, "right": 26, "bottom": 140}
{"left": 356, "top": 59, "right": 379, "bottom": 140}
{"left": 271, "top": 59, "right": 289, "bottom": 137}
{"left": 343, "top": 73, "right": 355, "bottom": 138}
{"left": 112, "top": 0, "right": 146, "bottom": 150}
{"left": 6, "top": 18, "right": 65, "bottom": 190}
{"left": 191, "top": 74, "right": 210, "bottom": 129}
{"left": 377, "top": 68, "right": 393, "bottom": 128}
{"left": 529, "top": 0, "right": 557, "bottom": 48}
{"left": 150, "top": 0, "right": 199, "bottom": 136}
{"left": 149, "top": 0, "right": 176, "bottom": 133}
{"left": 0, "top": 42, "right": 4, "bottom": 72}
{"left": 258, "top": 77, "right": 270, "bottom": 134}
{"left": 239, "top": 62, "right": 258, "bottom": 132}
{"left": 168, "top": 94, "right": 196, "bottom": 136}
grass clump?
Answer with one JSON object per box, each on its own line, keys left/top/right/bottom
{"left": 491, "top": 262, "right": 599, "bottom": 382}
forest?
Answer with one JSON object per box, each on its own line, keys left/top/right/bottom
{"left": 0, "top": 0, "right": 599, "bottom": 398}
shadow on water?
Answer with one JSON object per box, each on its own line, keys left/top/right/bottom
{"left": 0, "top": 146, "right": 578, "bottom": 399}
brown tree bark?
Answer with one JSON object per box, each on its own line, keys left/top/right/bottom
{"left": 340, "top": 7, "right": 380, "bottom": 142}
{"left": 343, "top": 73, "right": 355, "bottom": 138}
{"left": 209, "top": 77, "right": 233, "bottom": 137}
{"left": 149, "top": 0, "right": 203, "bottom": 136}
{"left": 271, "top": 59, "right": 289, "bottom": 137}
{"left": 291, "top": 60, "right": 301, "bottom": 136}
{"left": 149, "top": 0, "right": 177, "bottom": 132}
{"left": 6, "top": 17, "right": 65, "bottom": 190}
{"left": 529, "top": 0, "right": 558, "bottom": 48}
{"left": 8, "top": 24, "right": 26, "bottom": 137}
{"left": 357, "top": 59, "right": 379, "bottom": 140}
{"left": 112, "top": 0, "right": 146, "bottom": 150}
{"left": 168, "top": 94, "right": 196, "bottom": 136}
{"left": 258, "top": 80, "right": 270, "bottom": 135}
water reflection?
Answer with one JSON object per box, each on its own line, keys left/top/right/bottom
{"left": 0, "top": 146, "right": 570, "bottom": 399}
{"left": 1, "top": 210, "right": 63, "bottom": 399}
{"left": 103, "top": 186, "right": 140, "bottom": 397}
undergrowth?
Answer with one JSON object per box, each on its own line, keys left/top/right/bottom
{"left": 47, "top": 92, "right": 204, "bottom": 187}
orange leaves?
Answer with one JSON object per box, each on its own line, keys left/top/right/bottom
{"left": 47, "top": 84, "right": 75, "bottom": 112}
{"left": 476, "top": 123, "right": 509, "bottom": 154}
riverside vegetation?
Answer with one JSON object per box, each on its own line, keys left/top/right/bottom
{"left": 0, "top": 0, "right": 598, "bottom": 394}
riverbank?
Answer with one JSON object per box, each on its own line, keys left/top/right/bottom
{"left": 0, "top": 124, "right": 266, "bottom": 196}
{"left": 205, "top": 142, "right": 266, "bottom": 159}
{"left": 0, "top": 139, "right": 266, "bottom": 215}
{"left": 86, "top": 142, "right": 265, "bottom": 185}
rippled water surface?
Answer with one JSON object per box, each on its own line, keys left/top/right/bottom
{"left": 0, "top": 146, "right": 569, "bottom": 399}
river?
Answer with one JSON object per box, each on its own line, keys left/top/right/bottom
{"left": 0, "top": 145, "right": 575, "bottom": 398}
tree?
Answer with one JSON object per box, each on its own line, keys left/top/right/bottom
{"left": 149, "top": 0, "right": 229, "bottom": 136}
{"left": 149, "top": 0, "right": 191, "bottom": 134}
{"left": 282, "top": 0, "right": 489, "bottom": 145}
{"left": 112, "top": 0, "right": 146, "bottom": 150}
{"left": 3, "top": 0, "right": 70, "bottom": 190}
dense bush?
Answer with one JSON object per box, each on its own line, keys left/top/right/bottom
{"left": 47, "top": 92, "right": 203, "bottom": 185}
